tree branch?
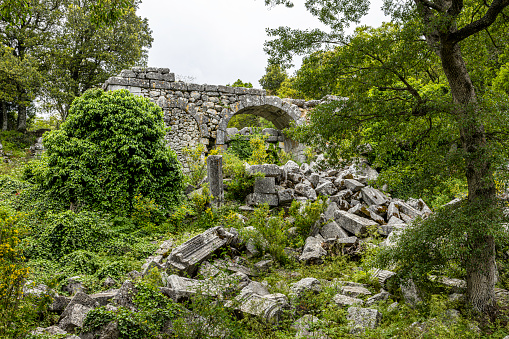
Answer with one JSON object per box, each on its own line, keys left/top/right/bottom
{"left": 449, "top": 0, "right": 509, "bottom": 44}
{"left": 415, "top": 0, "right": 445, "bottom": 12}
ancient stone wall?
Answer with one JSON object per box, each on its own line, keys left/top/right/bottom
{"left": 103, "top": 67, "right": 323, "bottom": 169}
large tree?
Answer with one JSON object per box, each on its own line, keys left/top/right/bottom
{"left": 263, "top": 0, "right": 509, "bottom": 316}
{"left": 41, "top": 0, "right": 152, "bottom": 121}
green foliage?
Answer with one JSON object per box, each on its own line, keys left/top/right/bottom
{"left": 221, "top": 152, "right": 259, "bottom": 202}
{"left": 28, "top": 210, "right": 111, "bottom": 260}
{"left": 182, "top": 144, "right": 207, "bottom": 186}
{"left": 0, "top": 131, "right": 37, "bottom": 158}
{"left": 227, "top": 79, "right": 253, "bottom": 88}
{"left": 227, "top": 114, "right": 276, "bottom": 130}
{"left": 227, "top": 135, "right": 253, "bottom": 160}
{"left": 288, "top": 197, "right": 327, "bottom": 241}
{"left": 60, "top": 250, "right": 99, "bottom": 276}
{"left": 376, "top": 199, "right": 509, "bottom": 289}
{"left": 31, "top": 89, "right": 184, "bottom": 214}
{"left": 259, "top": 64, "right": 288, "bottom": 95}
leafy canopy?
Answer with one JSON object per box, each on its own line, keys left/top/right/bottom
{"left": 28, "top": 88, "right": 184, "bottom": 214}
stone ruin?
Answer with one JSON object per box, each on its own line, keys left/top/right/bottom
{"left": 103, "top": 67, "right": 342, "bottom": 170}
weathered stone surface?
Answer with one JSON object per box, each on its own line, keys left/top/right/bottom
{"left": 111, "top": 280, "right": 138, "bottom": 311}
{"left": 344, "top": 179, "right": 365, "bottom": 192}
{"left": 347, "top": 307, "right": 382, "bottom": 334}
{"left": 59, "top": 292, "right": 99, "bottom": 333}
{"left": 31, "top": 326, "right": 68, "bottom": 336}
{"left": 341, "top": 285, "right": 372, "bottom": 298}
{"left": 394, "top": 200, "right": 422, "bottom": 219}
{"left": 246, "top": 192, "right": 279, "bottom": 206}
{"left": 277, "top": 188, "right": 295, "bottom": 204}
{"left": 162, "top": 274, "right": 218, "bottom": 301}
{"left": 401, "top": 279, "right": 422, "bottom": 308}
{"left": 248, "top": 164, "right": 283, "bottom": 178}
{"left": 309, "top": 173, "right": 320, "bottom": 188}
{"left": 333, "top": 294, "right": 364, "bottom": 307}
{"left": 295, "top": 183, "right": 317, "bottom": 201}
{"left": 290, "top": 278, "right": 322, "bottom": 298}
{"left": 334, "top": 210, "right": 378, "bottom": 236}
{"left": 371, "top": 269, "right": 397, "bottom": 287}
{"left": 207, "top": 155, "right": 224, "bottom": 207}
{"left": 254, "top": 177, "right": 276, "bottom": 194}
{"left": 361, "top": 186, "right": 388, "bottom": 206}
{"left": 299, "top": 235, "right": 327, "bottom": 264}
{"left": 167, "top": 226, "right": 235, "bottom": 275}
{"left": 90, "top": 291, "right": 118, "bottom": 306}
{"left": 62, "top": 276, "right": 87, "bottom": 295}
{"left": 365, "top": 291, "right": 390, "bottom": 306}
{"left": 320, "top": 220, "right": 349, "bottom": 240}
{"left": 315, "top": 182, "right": 337, "bottom": 196}
{"left": 284, "top": 160, "right": 300, "bottom": 173}
{"left": 231, "top": 290, "right": 287, "bottom": 323}
{"left": 291, "top": 315, "right": 330, "bottom": 339}
{"left": 242, "top": 281, "right": 270, "bottom": 296}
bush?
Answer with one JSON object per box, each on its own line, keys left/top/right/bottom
{"left": 0, "top": 207, "right": 31, "bottom": 337}
{"left": 29, "top": 210, "right": 111, "bottom": 260}
{"left": 182, "top": 144, "right": 207, "bottom": 186}
{"left": 29, "top": 88, "right": 184, "bottom": 214}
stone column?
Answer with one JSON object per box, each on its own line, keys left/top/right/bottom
{"left": 207, "top": 155, "right": 224, "bottom": 207}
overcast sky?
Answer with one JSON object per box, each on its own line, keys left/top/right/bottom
{"left": 137, "top": 0, "right": 388, "bottom": 87}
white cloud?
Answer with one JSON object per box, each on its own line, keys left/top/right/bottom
{"left": 137, "top": 0, "right": 387, "bottom": 87}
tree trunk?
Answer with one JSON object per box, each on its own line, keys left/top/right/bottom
{"left": 1, "top": 101, "right": 7, "bottom": 131}
{"left": 17, "top": 104, "right": 27, "bottom": 132}
{"left": 440, "top": 41, "right": 497, "bottom": 316}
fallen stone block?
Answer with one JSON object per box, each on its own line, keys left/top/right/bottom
{"left": 333, "top": 294, "right": 364, "bottom": 307}
{"left": 309, "top": 173, "right": 320, "bottom": 188}
{"left": 162, "top": 274, "right": 219, "bottom": 302}
{"left": 387, "top": 215, "right": 405, "bottom": 225}
{"left": 112, "top": 280, "right": 138, "bottom": 311}
{"left": 370, "top": 269, "right": 397, "bottom": 288}
{"left": 347, "top": 307, "right": 382, "bottom": 334}
{"left": 334, "top": 210, "right": 378, "bottom": 236}
{"left": 291, "top": 315, "right": 330, "bottom": 339}
{"left": 378, "top": 223, "right": 406, "bottom": 237}
{"left": 59, "top": 292, "right": 99, "bottom": 333}
{"left": 167, "top": 226, "right": 236, "bottom": 275}
{"left": 299, "top": 235, "right": 327, "bottom": 264}
{"left": 230, "top": 290, "right": 288, "bottom": 323}
{"left": 90, "top": 290, "right": 118, "bottom": 306}
{"left": 344, "top": 179, "right": 365, "bottom": 192}
{"left": 248, "top": 164, "right": 283, "bottom": 178}
{"left": 365, "top": 291, "right": 390, "bottom": 306}
{"left": 283, "top": 160, "right": 300, "bottom": 174}
{"left": 361, "top": 187, "right": 389, "bottom": 206}
{"left": 401, "top": 279, "right": 422, "bottom": 308}
{"left": 246, "top": 192, "right": 279, "bottom": 206}
{"left": 49, "top": 295, "right": 71, "bottom": 313}
{"left": 254, "top": 177, "right": 276, "bottom": 194}
{"left": 320, "top": 220, "right": 349, "bottom": 239}
{"left": 295, "top": 183, "right": 318, "bottom": 201}
{"left": 277, "top": 188, "right": 294, "bottom": 204}
{"left": 315, "top": 181, "right": 337, "bottom": 196}
{"left": 395, "top": 200, "right": 423, "bottom": 219}
{"left": 341, "top": 285, "right": 372, "bottom": 298}
{"left": 290, "top": 278, "right": 322, "bottom": 298}
{"left": 324, "top": 202, "right": 339, "bottom": 221}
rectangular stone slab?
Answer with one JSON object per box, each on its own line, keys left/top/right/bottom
{"left": 361, "top": 187, "right": 388, "bottom": 206}
{"left": 167, "top": 226, "right": 234, "bottom": 275}
{"left": 334, "top": 210, "right": 378, "bottom": 236}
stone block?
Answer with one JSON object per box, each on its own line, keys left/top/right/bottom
{"left": 291, "top": 315, "right": 330, "bottom": 339}
{"left": 295, "top": 183, "right": 317, "bottom": 201}
{"left": 119, "top": 69, "right": 136, "bottom": 77}
{"left": 248, "top": 164, "right": 283, "bottom": 178}
{"left": 162, "top": 73, "right": 175, "bottom": 82}
{"left": 283, "top": 160, "right": 300, "bottom": 174}
{"left": 395, "top": 200, "right": 422, "bottom": 219}
{"left": 315, "top": 181, "right": 337, "bottom": 196}
{"left": 167, "top": 226, "right": 236, "bottom": 275}
{"left": 361, "top": 186, "right": 389, "bottom": 206}
{"left": 370, "top": 269, "right": 397, "bottom": 287}
{"left": 344, "top": 179, "right": 365, "bottom": 192}
{"left": 246, "top": 192, "right": 279, "bottom": 206}
{"left": 146, "top": 72, "right": 162, "bottom": 80}
{"left": 254, "top": 177, "right": 276, "bottom": 194}
{"left": 129, "top": 78, "right": 150, "bottom": 88}
{"left": 290, "top": 278, "right": 322, "bottom": 298}
{"left": 320, "top": 220, "right": 349, "bottom": 239}
{"left": 163, "top": 274, "right": 218, "bottom": 302}
{"left": 277, "top": 188, "right": 294, "bottom": 204}
{"left": 333, "top": 294, "right": 364, "bottom": 307}
{"left": 59, "top": 292, "right": 99, "bottom": 333}
{"left": 207, "top": 155, "right": 224, "bottom": 207}
{"left": 341, "top": 286, "right": 372, "bottom": 298}
{"left": 90, "top": 291, "right": 118, "bottom": 306}
{"left": 231, "top": 290, "right": 287, "bottom": 323}
{"left": 299, "top": 235, "right": 327, "bottom": 264}
{"left": 347, "top": 307, "right": 382, "bottom": 334}
{"left": 309, "top": 173, "right": 320, "bottom": 188}
{"left": 334, "top": 210, "right": 378, "bottom": 236}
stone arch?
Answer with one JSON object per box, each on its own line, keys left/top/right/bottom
{"left": 215, "top": 95, "right": 304, "bottom": 146}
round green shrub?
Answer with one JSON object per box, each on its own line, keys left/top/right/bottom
{"left": 33, "top": 88, "right": 184, "bottom": 214}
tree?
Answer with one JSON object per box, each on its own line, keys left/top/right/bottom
{"left": 227, "top": 79, "right": 254, "bottom": 88}
{"left": 263, "top": 0, "right": 509, "bottom": 316}
{"left": 28, "top": 88, "right": 184, "bottom": 214}
{"left": 259, "top": 64, "right": 288, "bottom": 95}
{"left": 41, "top": 0, "right": 152, "bottom": 121}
